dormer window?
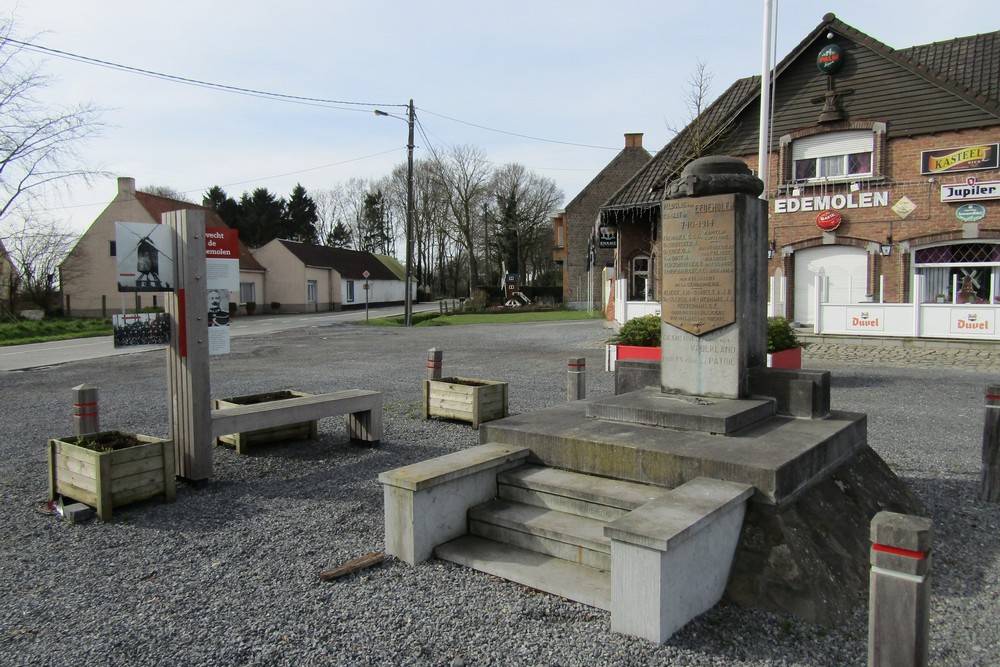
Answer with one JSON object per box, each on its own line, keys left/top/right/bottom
{"left": 787, "top": 129, "right": 877, "bottom": 184}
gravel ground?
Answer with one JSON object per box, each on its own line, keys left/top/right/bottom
{"left": 1, "top": 319, "right": 998, "bottom": 666}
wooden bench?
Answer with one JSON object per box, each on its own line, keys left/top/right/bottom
{"left": 211, "top": 389, "right": 382, "bottom": 452}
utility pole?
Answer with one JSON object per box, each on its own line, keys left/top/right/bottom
{"left": 405, "top": 99, "right": 415, "bottom": 327}
{"left": 374, "top": 100, "right": 416, "bottom": 327}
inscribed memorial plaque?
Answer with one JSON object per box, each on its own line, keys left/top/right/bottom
{"left": 661, "top": 198, "right": 736, "bottom": 335}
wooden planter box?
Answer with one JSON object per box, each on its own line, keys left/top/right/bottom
{"left": 423, "top": 377, "right": 508, "bottom": 429}
{"left": 214, "top": 390, "right": 317, "bottom": 453}
{"left": 48, "top": 431, "right": 176, "bottom": 521}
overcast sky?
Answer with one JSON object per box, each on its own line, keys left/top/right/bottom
{"left": 4, "top": 1, "right": 994, "bottom": 235}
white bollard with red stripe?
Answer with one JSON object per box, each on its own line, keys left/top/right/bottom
{"left": 868, "top": 511, "right": 933, "bottom": 667}
{"left": 427, "top": 348, "right": 443, "bottom": 380}
{"left": 567, "top": 357, "right": 586, "bottom": 402}
{"left": 72, "top": 383, "right": 100, "bottom": 436}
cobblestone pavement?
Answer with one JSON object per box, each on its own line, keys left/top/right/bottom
{"left": 803, "top": 342, "right": 1000, "bottom": 370}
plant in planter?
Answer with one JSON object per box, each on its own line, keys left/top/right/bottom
{"left": 767, "top": 316, "right": 802, "bottom": 369}
{"left": 423, "top": 377, "right": 508, "bottom": 429}
{"left": 245, "top": 301, "right": 257, "bottom": 315}
{"left": 606, "top": 314, "right": 662, "bottom": 369}
{"left": 214, "top": 390, "right": 316, "bottom": 453}
{"left": 48, "top": 430, "right": 176, "bottom": 521}
{"left": 270, "top": 301, "right": 281, "bottom": 313}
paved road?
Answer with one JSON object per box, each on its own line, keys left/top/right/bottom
{"left": 0, "top": 303, "right": 439, "bottom": 372}
{"left": 804, "top": 341, "right": 1000, "bottom": 371}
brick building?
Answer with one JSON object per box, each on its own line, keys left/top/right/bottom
{"left": 553, "top": 133, "right": 650, "bottom": 309}
{"left": 602, "top": 13, "right": 1000, "bottom": 339}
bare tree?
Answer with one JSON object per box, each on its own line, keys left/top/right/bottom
{"left": 431, "top": 145, "right": 493, "bottom": 296}
{"left": 487, "top": 163, "right": 563, "bottom": 285}
{"left": 0, "top": 18, "right": 104, "bottom": 225}
{"left": 1, "top": 214, "right": 78, "bottom": 314}
{"left": 139, "top": 185, "right": 194, "bottom": 203}
{"left": 666, "top": 59, "right": 732, "bottom": 164}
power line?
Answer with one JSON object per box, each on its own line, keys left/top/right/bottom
{"left": 4, "top": 37, "right": 406, "bottom": 112}
{"left": 8, "top": 36, "right": 620, "bottom": 152}
{"left": 419, "top": 107, "right": 620, "bottom": 151}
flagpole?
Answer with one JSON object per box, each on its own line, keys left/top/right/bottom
{"left": 757, "top": 0, "right": 774, "bottom": 199}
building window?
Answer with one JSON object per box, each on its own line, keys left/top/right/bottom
{"left": 913, "top": 242, "right": 1000, "bottom": 303}
{"left": 630, "top": 256, "right": 650, "bottom": 301}
{"left": 109, "top": 240, "right": 116, "bottom": 257}
{"left": 346, "top": 280, "right": 355, "bottom": 303}
{"left": 239, "top": 282, "right": 255, "bottom": 304}
{"left": 306, "top": 280, "right": 318, "bottom": 303}
{"left": 791, "top": 131, "right": 873, "bottom": 183}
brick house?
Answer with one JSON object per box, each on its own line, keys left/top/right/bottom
{"left": 553, "top": 133, "right": 650, "bottom": 310}
{"left": 603, "top": 13, "right": 1000, "bottom": 339}
{"left": 60, "top": 177, "right": 265, "bottom": 317}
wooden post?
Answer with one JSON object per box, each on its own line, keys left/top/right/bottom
{"left": 427, "top": 348, "right": 443, "bottom": 380}
{"left": 869, "top": 511, "right": 933, "bottom": 667}
{"left": 164, "top": 209, "right": 213, "bottom": 481}
{"left": 568, "top": 357, "right": 586, "bottom": 402}
{"left": 980, "top": 385, "right": 1000, "bottom": 502}
{"left": 72, "top": 383, "right": 99, "bottom": 436}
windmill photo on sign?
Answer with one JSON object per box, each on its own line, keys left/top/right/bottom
{"left": 115, "top": 222, "right": 175, "bottom": 292}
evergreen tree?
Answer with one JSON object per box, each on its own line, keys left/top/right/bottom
{"left": 326, "top": 221, "right": 353, "bottom": 248}
{"left": 203, "top": 186, "right": 241, "bottom": 228}
{"left": 237, "top": 188, "right": 286, "bottom": 248}
{"left": 358, "top": 190, "right": 392, "bottom": 254}
{"left": 284, "top": 184, "right": 319, "bottom": 243}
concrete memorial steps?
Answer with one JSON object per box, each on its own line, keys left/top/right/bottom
{"left": 431, "top": 462, "right": 752, "bottom": 641}
{"left": 434, "top": 535, "right": 613, "bottom": 610}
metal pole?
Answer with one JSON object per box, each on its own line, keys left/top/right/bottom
{"left": 405, "top": 99, "right": 415, "bottom": 327}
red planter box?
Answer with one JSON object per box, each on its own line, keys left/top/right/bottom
{"left": 767, "top": 347, "right": 802, "bottom": 369}
{"left": 616, "top": 345, "right": 662, "bottom": 361}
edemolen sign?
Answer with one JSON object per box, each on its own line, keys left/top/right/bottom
{"left": 816, "top": 210, "right": 841, "bottom": 231}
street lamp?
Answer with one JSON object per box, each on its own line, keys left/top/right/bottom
{"left": 374, "top": 100, "right": 415, "bottom": 327}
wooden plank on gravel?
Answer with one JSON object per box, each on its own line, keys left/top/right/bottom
{"left": 318, "top": 551, "right": 385, "bottom": 581}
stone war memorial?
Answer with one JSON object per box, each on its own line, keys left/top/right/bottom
{"left": 380, "top": 156, "right": 922, "bottom": 644}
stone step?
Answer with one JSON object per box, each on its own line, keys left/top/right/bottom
{"left": 497, "top": 464, "right": 668, "bottom": 522}
{"left": 434, "top": 534, "right": 612, "bottom": 611}
{"left": 468, "top": 498, "right": 612, "bottom": 570}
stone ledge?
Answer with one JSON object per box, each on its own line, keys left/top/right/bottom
{"left": 378, "top": 443, "right": 529, "bottom": 491}
{"left": 605, "top": 477, "right": 754, "bottom": 551}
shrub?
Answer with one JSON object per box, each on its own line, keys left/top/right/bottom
{"left": 270, "top": 301, "right": 281, "bottom": 312}
{"left": 610, "top": 314, "right": 661, "bottom": 347}
{"left": 767, "top": 316, "right": 799, "bottom": 352}
{"left": 245, "top": 301, "right": 257, "bottom": 314}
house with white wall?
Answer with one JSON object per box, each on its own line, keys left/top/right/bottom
{"left": 251, "top": 239, "right": 407, "bottom": 312}
{"left": 60, "top": 176, "right": 265, "bottom": 317}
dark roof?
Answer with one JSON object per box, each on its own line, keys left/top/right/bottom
{"left": 602, "top": 14, "right": 1000, "bottom": 217}
{"left": 564, "top": 143, "right": 652, "bottom": 211}
{"left": 278, "top": 240, "right": 400, "bottom": 281}
{"left": 135, "top": 191, "right": 265, "bottom": 272}
{"left": 602, "top": 76, "right": 759, "bottom": 214}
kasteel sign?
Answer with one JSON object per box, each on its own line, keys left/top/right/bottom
{"left": 921, "top": 144, "right": 998, "bottom": 175}
{"left": 774, "top": 190, "right": 889, "bottom": 214}
{"left": 940, "top": 177, "right": 1000, "bottom": 203}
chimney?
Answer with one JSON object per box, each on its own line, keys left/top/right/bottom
{"left": 118, "top": 177, "right": 136, "bottom": 196}
{"left": 624, "top": 133, "right": 643, "bottom": 149}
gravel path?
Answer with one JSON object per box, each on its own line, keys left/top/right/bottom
{"left": 1, "top": 319, "right": 997, "bottom": 666}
